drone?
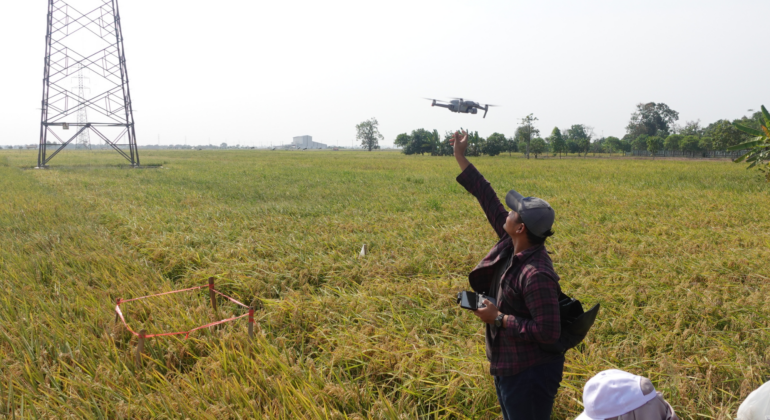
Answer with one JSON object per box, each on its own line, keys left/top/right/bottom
{"left": 426, "top": 98, "right": 497, "bottom": 118}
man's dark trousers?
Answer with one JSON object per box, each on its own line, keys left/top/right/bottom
{"left": 494, "top": 355, "right": 564, "bottom": 420}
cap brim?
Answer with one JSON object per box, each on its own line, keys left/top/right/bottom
{"left": 505, "top": 190, "right": 524, "bottom": 212}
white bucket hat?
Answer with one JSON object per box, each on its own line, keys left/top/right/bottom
{"left": 737, "top": 379, "right": 770, "bottom": 419}
{"left": 576, "top": 369, "right": 658, "bottom": 420}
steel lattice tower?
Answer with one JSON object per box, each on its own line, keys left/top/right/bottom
{"left": 38, "top": 0, "right": 139, "bottom": 167}
{"left": 73, "top": 63, "right": 91, "bottom": 148}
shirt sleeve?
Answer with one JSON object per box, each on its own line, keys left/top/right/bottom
{"left": 503, "top": 271, "right": 561, "bottom": 344}
{"left": 455, "top": 164, "right": 509, "bottom": 239}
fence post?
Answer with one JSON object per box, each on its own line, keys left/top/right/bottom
{"left": 209, "top": 277, "right": 218, "bottom": 318}
{"left": 135, "top": 329, "right": 146, "bottom": 367}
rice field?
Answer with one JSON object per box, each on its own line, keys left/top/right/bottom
{"left": 0, "top": 149, "right": 769, "bottom": 419}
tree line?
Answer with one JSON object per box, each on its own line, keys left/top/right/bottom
{"left": 391, "top": 102, "right": 765, "bottom": 158}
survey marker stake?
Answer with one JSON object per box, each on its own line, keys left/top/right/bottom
{"left": 136, "top": 329, "right": 146, "bottom": 367}
{"left": 248, "top": 307, "right": 255, "bottom": 340}
{"left": 359, "top": 244, "right": 368, "bottom": 258}
{"left": 209, "top": 277, "right": 218, "bottom": 318}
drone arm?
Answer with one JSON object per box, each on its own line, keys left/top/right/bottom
{"left": 483, "top": 105, "right": 488, "bottom": 118}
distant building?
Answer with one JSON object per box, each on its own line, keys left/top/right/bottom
{"left": 292, "top": 135, "right": 327, "bottom": 149}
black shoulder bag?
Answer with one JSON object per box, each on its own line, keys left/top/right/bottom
{"left": 538, "top": 292, "right": 600, "bottom": 354}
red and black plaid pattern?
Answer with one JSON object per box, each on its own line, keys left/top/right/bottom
{"left": 457, "top": 164, "right": 562, "bottom": 376}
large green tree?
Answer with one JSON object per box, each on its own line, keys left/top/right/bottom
{"left": 410, "top": 128, "right": 435, "bottom": 155}
{"left": 664, "top": 134, "right": 683, "bottom": 152}
{"left": 394, "top": 133, "right": 410, "bottom": 149}
{"left": 567, "top": 125, "right": 590, "bottom": 156}
{"left": 548, "top": 127, "right": 566, "bottom": 158}
{"left": 566, "top": 139, "right": 580, "bottom": 155}
{"left": 605, "top": 136, "right": 621, "bottom": 156}
{"left": 396, "top": 129, "right": 436, "bottom": 155}
{"left": 647, "top": 136, "right": 664, "bottom": 159}
{"left": 485, "top": 133, "right": 506, "bottom": 157}
{"left": 504, "top": 136, "right": 518, "bottom": 156}
{"left": 618, "top": 138, "right": 632, "bottom": 154}
{"left": 564, "top": 124, "right": 592, "bottom": 156}
{"left": 699, "top": 136, "right": 714, "bottom": 152}
{"left": 590, "top": 137, "right": 605, "bottom": 156}
{"left": 514, "top": 125, "right": 540, "bottom": 148}
{"left": 438, "top": 131, "right": 455, "bottom": 156}
{"left": 706, "top": 120, "right": 750, "bottom": 150}
{"left": 626, "top": 102, "right": 680, "bottom": 138}
{"left": 518, "top": 114, "right": 539, "bottom": 159}
{"left": 428, "top": 129, "right": 442, "bottom": 156}
{"left": 578, "top": 138, "right": 591, "bottom": 156}
{"left": 356, "top": 118, "right": 384, "bottom": 151}
{"left": 632, "top": 134, "right": 649, "bottom": 151}
{"left": 466, "top": 131, "right": 486, "bottom": 157}
{"left": 565, "top": 124, "right": 590, "bottom": 141}
{"left": 733, "top": 111, "right": 764, "bottom": 132}
{"left": 530, "top": 138, "right": 547, "bottom": 158}
{"left": 679, "top": 120, "right": 703, "bottom": 137}
{"left": 680, "top": 135, "right": 701, "bottom": 155}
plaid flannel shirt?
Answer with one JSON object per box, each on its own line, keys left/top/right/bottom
{"left": 456, "top": 164, "right": 562, "bottom": 376}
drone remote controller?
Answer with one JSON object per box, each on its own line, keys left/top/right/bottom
{"left": 456, "top": 291, "right": 497, "bottom": 310}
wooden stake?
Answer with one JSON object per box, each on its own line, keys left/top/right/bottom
{"left": 115, "top": 298, "right": 120, "bottom": 322}
{"left": 8, "top": 374, "right": 14, "bottom": 420}
{"left": 248, "top": 307, "right": 255, "bottom": 340}
{"left": 135, "top": 329, "right": 146, "bottom": 367}
{"left": 208, "top": 277, "right": 218, "bottom": 318}
{"left": 247, "top": 307, "right": 255, "bottom": 358}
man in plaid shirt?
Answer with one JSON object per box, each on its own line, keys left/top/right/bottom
{"left": 451, "top": 130, "right": 563, "bottom": 420}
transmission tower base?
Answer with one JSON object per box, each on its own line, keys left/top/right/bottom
{"left": 37, "top": 0, "right": 140, "bottom": 167}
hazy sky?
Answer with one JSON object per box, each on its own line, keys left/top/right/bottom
{"left": 2, "top": 0, "right": 769, "bottom": 147}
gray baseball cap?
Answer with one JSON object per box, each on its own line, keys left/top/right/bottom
{"left": 505, "top": 190, "right": 555, "bottom": 238}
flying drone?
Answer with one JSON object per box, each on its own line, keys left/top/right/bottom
{"left": 426, "top": 98, "right": 498, "bottom": 118}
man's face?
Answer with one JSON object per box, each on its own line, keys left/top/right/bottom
{"left": 503, "top": 210, "right": 523, "bottom": 237}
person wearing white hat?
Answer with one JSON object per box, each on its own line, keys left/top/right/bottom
{"left": 736, "top": 379, "right": 770, "bottom": 420}
{"left": 576, "top": 369, "right": 679, "bottom": 420}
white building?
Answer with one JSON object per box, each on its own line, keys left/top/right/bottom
{"left": 292, "top": 135, "right": 327, "bottom": 149}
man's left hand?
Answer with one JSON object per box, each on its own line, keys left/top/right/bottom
{"left": 473, "top": 299, "right": 501, "bottom": 324}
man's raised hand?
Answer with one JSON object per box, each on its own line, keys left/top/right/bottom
{"left": 450, "top": 130, "right": 469, "bottom": 156}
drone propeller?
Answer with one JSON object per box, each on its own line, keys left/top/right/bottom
{"left": 424, "top": 97, "right": 448, "bottom": 107}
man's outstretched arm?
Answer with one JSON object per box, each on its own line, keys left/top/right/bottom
{"left": 452, "top": 131, "right": 509, "bottom": 238}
